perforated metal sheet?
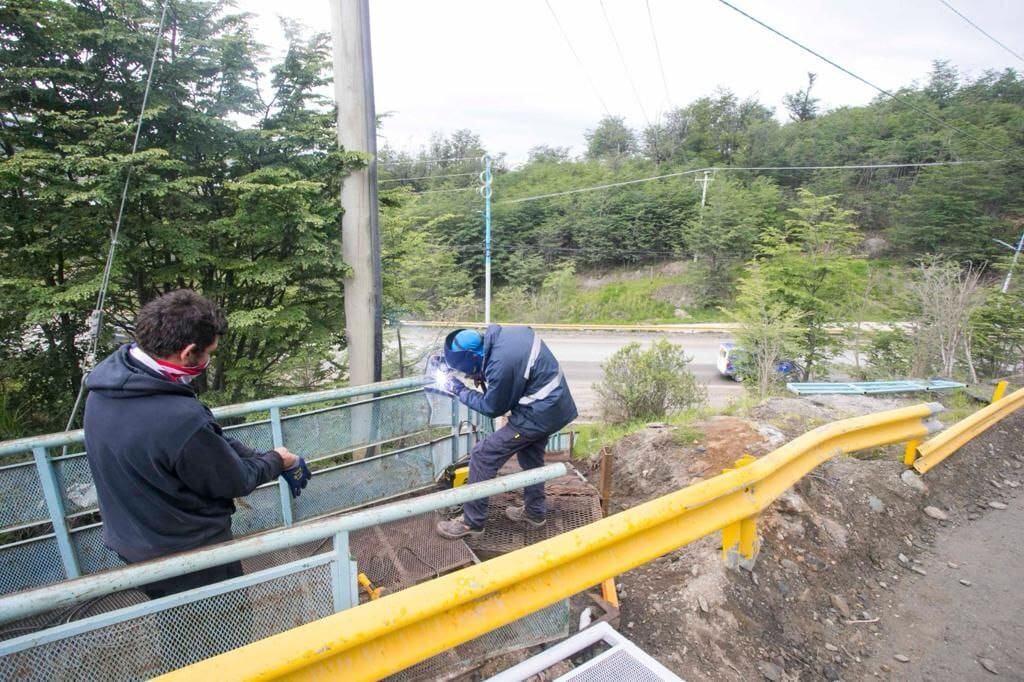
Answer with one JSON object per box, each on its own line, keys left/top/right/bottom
{"left": 71, "top": 525, "right": 125, "bottom": 575}
{"left": 222, "top": 419, "right": 275, "bottom": 452}
{"left": 54, "top": 455, "right": 96, "bottom": 515}
{"left": 388, "top": 599, "right": 571, "bottom": 682}
{"left": 0, "top": 461, "right": 48, "bottom": 529}
{"left": 231, "top": 483, "right": 285, "bottom": 536}
{"left": 467, "top": 478, "right": 604, "bottom": 556}
{"left": 0, "top": 589, "right": 149, "bottom": 643}
{"left": 350, "top": 513, "right": 476, "bottom": 593}
{"left": 281, "top": 391, "right": 432, "bottom": 459}
{"left": 562, "top": 648, "right": 681, "bottom": 681}
{"left": 0, "top": 536, "right": 65, "bottom": 595}
{"left": 292, "top": 445, "right": 435, "bottom": 522}
{"left": 0, "top": 564, "right": 334, "bottom": 681}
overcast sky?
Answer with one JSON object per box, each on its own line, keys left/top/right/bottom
{"left": 242, "top": 0, "right": 1024, "bottom": 161}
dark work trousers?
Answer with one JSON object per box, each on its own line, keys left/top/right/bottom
{"left": 462, "top": 424, "right": 549, "bottom": 529}
{"left": 138, "top": 560, "right": 244, "bottom": 600}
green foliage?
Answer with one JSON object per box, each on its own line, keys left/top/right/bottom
{"left": 585, "top": 116, "right": 638, "bottom": 160}
{"left": 970, "top": 289, "right": 1024, "bottom": 377}
{"left": 596, "top": 340, "right": 707, "bottom": 423}
{"left": 865, "top": 330, "right": 915, "bottom": 379}
{"left": 0, "top": 1, "right": 360, "bottom": 433}
{"left": 757, "top": 190, "right": 866, "bottom": 380}
{"left": 727, "top": 264, "right": 803, "bottom": 398}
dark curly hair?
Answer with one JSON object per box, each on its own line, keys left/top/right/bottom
{"left": 134, "top": 290, "right": 228, "bottom": 358}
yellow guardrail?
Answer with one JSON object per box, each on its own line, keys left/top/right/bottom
{"left": 912, "top": 383, "right": 1023, "bottom": 474}
{"left": 162, "top": 402, "right": 941, "bottom": 682}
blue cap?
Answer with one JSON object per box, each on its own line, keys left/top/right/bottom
{"left": 452, "top": 330, "right": 484, "bottom": 356}
{"left": 444, "top": 329, "right": 485, "bottom": 376}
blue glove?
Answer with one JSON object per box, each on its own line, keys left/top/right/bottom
{"left": 445, "top": 375, "right": 467, "bottom": 398}
{"left": 281, "top": 457, "right": 312, "bottom": 498}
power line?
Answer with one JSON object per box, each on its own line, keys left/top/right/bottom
{"left": 599, "top": 0, "right": 652, "bottom": 126}
{"left": 409, "top": 186, "right": 480, "bottom": 196}
{"left": 715, "top": 0, "right": 1015, "bottom": 160}
{"left": 544, "top": 0, "right": 613, "bottom": 118}
{"left": 498, "top": 160, "right": 1002, "bottom": 204}
{"left": 937, "top": 0, "right": 1024, "bottom": 65}
{"left": 64, "top": 0, "right": 171, "bottom": 433}
{"left": 645, "top": 0, "right": 673, "bottom": 107}
{"left": 379, "top": 172, "right": 479, "bottom": 184}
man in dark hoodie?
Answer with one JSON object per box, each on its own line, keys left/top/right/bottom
{"left": 84, "top": 290, "right": 312, "bottom": 598}
{"left": 435, "top": 325, "right": 577, "bottom": 539}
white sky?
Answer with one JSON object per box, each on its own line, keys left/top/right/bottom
{"left": 242, "top": 0, "right": 1024, "bottom": 161}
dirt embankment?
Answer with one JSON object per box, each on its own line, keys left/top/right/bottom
{"left": 585, "top": 396, "right": 1024, "bottom": 681}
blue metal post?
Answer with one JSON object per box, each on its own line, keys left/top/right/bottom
{"left": 331, "top": 531, "right": 355, "bottom": 611}
{"left": 31, "top": 447, "right": 80, "bottom": 579}
{"left": 269, "top": 407, "right": 294, "bottom": 526}
{"left": 481, "top": 154, "right": 493, "bottom": 323}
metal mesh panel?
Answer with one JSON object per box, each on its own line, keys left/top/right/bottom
{"left": 0, "top": 563, "right": 334, "bottom": 682}
{"left": 467, "top": 485, "right": 604, "bottom": 556}
{"left": 425, "top": 392, "right": 454, "bottom": 426}
{"left": 0, "top": 536, "right": 65, "bottom": 594}
{"left": 0, "top": 589, "right": 149, "bottom": 644}
{"left": 222, "top": 420, "right": 275, "bottom": 452}
{"left": 388, "top": 599, "right": 571, "bottom": 682}
{"left": 292, "top": 445, "right": 435, "bottom": 522}
{"left": 281, "top": 391, "right": 431, "bottom": 459}
{"left": 563, "top": 649, "right": 674, "bottom": 682}
{"left": 350, "top": 512, "right": 476, "bottom": 593}
{"left": 72, "top": 525, "right": 125, "bottom": 575}
{"left": 55, "top": 456, "right": 97, "bottom": 515}
{"left": 0, "top": 461, "right": 48, "bottom": 528}
{"left": 231, "top": 482, "right": 284, "bottom": 536}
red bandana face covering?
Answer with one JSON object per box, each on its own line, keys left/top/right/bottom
{"left": 130, "top": 345, "right": 209, "bottom": 384}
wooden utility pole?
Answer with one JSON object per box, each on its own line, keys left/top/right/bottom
{"left": 330, "top": 0, "right": 383, "bottom": 385}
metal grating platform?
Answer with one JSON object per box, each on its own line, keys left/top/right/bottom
{"left": 467, "top": 473, "right": 604, "bottom": 556}
{"left": 350, "top": 512, "right": 477, "bottom": 594}
{"left": 487, "top": 622, "right": 683, "bottom": 682}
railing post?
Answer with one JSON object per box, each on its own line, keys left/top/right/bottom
{"left": 903, "top": 439, "right": 920, "bottom": 467}
{"left": 721, "top": 454, "right": 759, "bottom": 571}
{"left": 32, "top": 446, "right": 81, "bottom": 579}
{"left": 450, "top": 396, "right": 461, "bottom": 466}
{"left": 269, "top": 407, "right": 294, "bottom": 527}
{"left": 331, "top": 531, "right": 357, "bottom": 611}
{"left": 991, "top": 380, "right": 1008, "bottom": 403}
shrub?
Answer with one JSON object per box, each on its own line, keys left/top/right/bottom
{"left": 596, "top": 340, "right": 707, "bottom": 423}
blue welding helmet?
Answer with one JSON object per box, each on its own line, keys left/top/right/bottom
{"left": 444, "top": 329, "right": 484, "bottom": 376}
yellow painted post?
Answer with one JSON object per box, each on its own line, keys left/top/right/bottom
{"left": 903, "top": 439, "right": 920, "bottom": 467}
{"left": 991, "top": 380, "right": 1009, "bottom": 403}
{"left": 721, "top": 455, "right": 759, "bottom": 568}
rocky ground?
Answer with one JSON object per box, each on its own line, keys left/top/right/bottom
{"left": 587, "top": 395, "right": 1024, "bottom": 681}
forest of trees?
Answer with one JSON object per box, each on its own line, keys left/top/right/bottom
{"left": 2, "top": 0, "right": 1023, "bottom": 437}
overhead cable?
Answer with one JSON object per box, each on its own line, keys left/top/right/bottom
{"left": 646, "top": 0, "right": 673, "bottom": 107}
{"left": 498, "top": 160, "right": 1003, "bottom": 204}
{"left": 544, "top": 0, "right": 613, "bottom": 117}
{"left": 64, "top": 0, "right": 171, "bottom": 433}
{"left": 937, "top": 0, "right": 1024, "bottom": 65}
{"left": 715, "top": 0, "right": 1015, "bottom": 160}
{"left": 410, "top": 187, "right": 480, "bottom": 196}
{"left": 379, "top": 172, "right": 479, "bottom": 183}
{"left": 379, "top": 156, "right": 483, "bottom": 166}
{"left": 599, "top": 0, "right": 652, "bottom": 126}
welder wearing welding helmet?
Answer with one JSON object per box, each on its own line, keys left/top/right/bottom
{"left": 436, "top": 325, "right": 577, "bottom": 540}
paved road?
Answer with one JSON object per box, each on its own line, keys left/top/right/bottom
{"left": 863, "top": 494, "right": 1024, "bottom": 680}
{"left": 395, "top": 326, "right": 743, "bottom": 419}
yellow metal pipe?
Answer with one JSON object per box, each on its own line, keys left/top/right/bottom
{"left": 160, "top": 403, "right": 938, "bottom": 682}
{"left": 915, "top": 386, "right": 1024, "bottom": 474}
{"left": 991, "top": 380, "right": 1009, "bottom": 403}
{"left": 903, "top": 439, "right": 920, "bottom": 467}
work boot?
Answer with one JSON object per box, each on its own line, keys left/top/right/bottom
{"left": 436, "top": 517, "right": 483, "bottom": 539}
{"left": 504, "top": 505, "right": 547, "bottom": 528}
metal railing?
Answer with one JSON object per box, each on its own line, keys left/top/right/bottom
{"left": 0, "top": 466, "right": 566, "bottom": 680}
{"left": 0, "top": 376, "right": 500, "bottom": 595}
{"left": 911, "top": 383, "right": 1024, "bottom": 473}
{"left": 162, "top": 402, "right": 946, "bottom": 681}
